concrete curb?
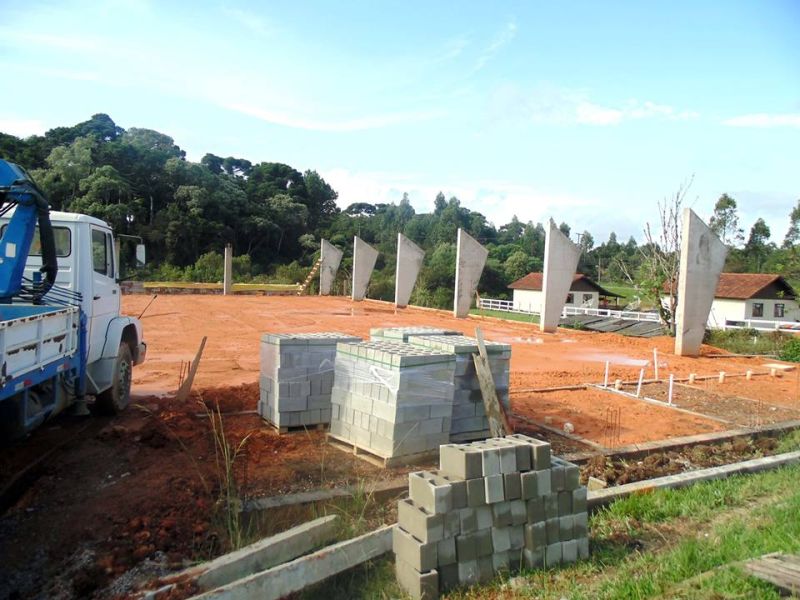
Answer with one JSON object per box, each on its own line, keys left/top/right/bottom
{"left": 587, "top": 450, "right": 800, "bottom": 511}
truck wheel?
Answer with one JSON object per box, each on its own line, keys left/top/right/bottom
{"left": 95, "top": 343, "right": 133, "bottom": 415}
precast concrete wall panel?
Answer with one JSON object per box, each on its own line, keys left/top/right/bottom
{"left": 454, "top": 229, "right": 488, "bottom": 318}
{"left": 320, "top": 239, "right": 344, "bottom": 296}
{"left": 223, "top": 244, "right": 233, "bottom": 295}
{"left": 540, "top": 220, "right": 581, "bottom": 333}
{"left": 675, "top": 208, "right": 728, "bottom": 356}
{"left": 352, "top": 236, "right": 379, "bottom": 301}
{"left": 395, "top": 233, "right": 425, "bottom": 308}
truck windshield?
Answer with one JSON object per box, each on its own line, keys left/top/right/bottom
{"left": 0, "top": 225, "right": 71, "bottom": 257}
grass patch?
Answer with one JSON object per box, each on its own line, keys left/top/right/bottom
{"left": 704, "top": 328, "right": 790, "bottom": 356}
{"left": 470, "top": 308, "right": 540, "bottom": 324}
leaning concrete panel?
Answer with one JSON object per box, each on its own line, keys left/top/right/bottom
{"left": 454, "top": 228, "right": 488, "bottom": 318}
{"left": 675, "top": 208, "right": 728, "bottom": 356}
{"left": 395, "top": 233, "right": 425, "bottom": 308}
{"left": 319, "top": 239, "right": 343, "bottom": 296}
{"left": 351, "top": 236, "right": 379, "bottom": 301}
{"left": 540, "top": 219, "right": 581, "bottom": 333}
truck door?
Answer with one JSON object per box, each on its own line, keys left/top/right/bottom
{"left": 88, "top": 227, "right": 120, "bottom": 364}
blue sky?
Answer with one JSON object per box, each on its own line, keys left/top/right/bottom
{"left": 1, "top": 0, "right": 798, "bottom": 243}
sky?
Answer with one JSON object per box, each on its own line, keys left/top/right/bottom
{"left": 1, "top": 0, "right": 798, "bottom": 244}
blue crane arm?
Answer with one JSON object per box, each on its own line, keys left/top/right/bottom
{"left": 0, "top": 160, "right": 57, "bottom": 301}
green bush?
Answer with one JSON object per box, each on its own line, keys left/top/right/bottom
{"left": 779, "top": 337, "right": 800, "bottom": 362}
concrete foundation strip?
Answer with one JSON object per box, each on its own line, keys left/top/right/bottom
{"left": 159, "top": 515, "right": 339, "bottom": 593}
{"left": 587, "top": 450, "right": 800, "bottom": 511}
{"left": 189, "top": 524, "right": 394, "bottom": 600}
{"left": 512, "top": 413, "right": 607, "bottom": 451}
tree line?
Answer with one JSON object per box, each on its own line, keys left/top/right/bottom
{"left": 1, "top": 114, "right": 798, "bottom": 309}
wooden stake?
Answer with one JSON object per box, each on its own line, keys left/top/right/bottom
{"left": 473, "top": 328, "right": 512, "bottom": 437}
{"left": 177, "top": 336, "right": 207, "bottom": 401}
{"left": 668, "top": 374, "right": 675, "bottom": 405}
{"left": 653, "top": 348, "right": 659, "bottom": 380}
{"left": 603, "top": 361, "right": 610, "bottom": 387}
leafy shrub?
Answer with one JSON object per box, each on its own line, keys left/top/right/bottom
{"left": 780, "top": 337, "right": 800, "bottom": 362}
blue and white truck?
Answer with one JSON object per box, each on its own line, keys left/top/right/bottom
{"left": 0, "top": 159, "right": 146, "bottom": 440}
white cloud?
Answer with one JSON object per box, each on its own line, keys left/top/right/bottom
{"left": 222, "top": 6, "right": 272, "bottom": 35}
{"left": 723, "top": 113, "right": 800, "bottom": 128}
{"left": 226, "top": 103, "right": 443, "bottom": 132}
{"left": 0, "top": 118, "right": 46, "bottom": 138}
{"left": 492, "top": 84, "right": 699, "bottom": 126}
{"left": 474, "top": 20, "right": 517, "bottom": 71}
{"left": 0, "top": 29, "right": 98, "bottom": 51}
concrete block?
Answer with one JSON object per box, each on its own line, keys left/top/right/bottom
{"left": 457, "top": 560, "right": 479, "bottom": 586}
{"left": 540, "top": 218, "right": 581, "bottom": 333}
{"left": 544, "top": 542, "right": 562, "bottom": 568}
{"left": 544, "top": 493, "right": 558, "bottom": 519}
{"left": 504, "top": 473, "right": 521, "bottom": 500}
{"left": 573, "top": 488, "right": 588, "bottom": 513}
{"left": 559, "top": 515, "right": 573, "bottom": 540}
{"left": 551, "top": 465, "right": 565, "bottom": 491}
{"left": 459, "top": 507, "right": 478, "bottom": 534}
{"left": 439, "top": 444, "right": 483, "bottom": 480}
{"left": 437, "top": 536, "right": 457, "bottom": 566}
{"left": 557, "top": 491, "right": 572, "bottom": 516}
{"left": 564, "top": 464, "right": 580, "bottom": 491}
{"left": 395, "top": 559, "right": 438, "bottom": 600}
{"left": 351, "top": 236, "right": 379, "bottom": 301}
{"left": 437, "top": 475, "right": 467, "bottom": 509}
{"left": 520, "top": 471, "right": 540, "bottom": 500}
{"left": 574, "top": 512, "right": 588, "bottom": 537}
{"left": 456, "top": 533, "right": 478, "bottom": 561}
{"left": 492, "top": 550, "right": 511, "bottom": 572}
{"left": 477, "top": 556, "right": 495, "bottom": 582}
{"left": 526, "top": 497, "right": 546, "bottom": 523}
{"left": 398, "top": 499, "right": 444, "bottom": 544}
{"left": 480, "top": 446, "right": 501, "bottom": 477}
{"left": 510, "top": 500, "right": 527, "bottom": 526}
{"left": 393, "top": 526, "right": 437, "bottom": 573}
{"left": 562, "top": 539, "right": 578, "bottom": 564}
{"left": 577, "top": 536, "right": 590, "bottom": 559}
{"left": 476, "top": 506, "right": 494, "bottom": 530}
{"left": 444, "top": 511, "right": 461, "bottom": 538}
{"left": 492, "top": 501, "right": 512, "bottom": 527}
{"left": 524, "top": 521, "right": 546, "bottom": 550}
{"left": 454, "top": 228, "right": 488, "bottom": 318}
{"left": 466, "top": 478, "right": 486, "bottom": 507}
{"left": 223, "top": 244, "right": 233, "bottom": 295}
{"left": 545, "top": 518, "right": 560, "bottom": 544}
{"left": 509, "top": 525, "right": 525, "bottom": 551}
{"left": 675, "top": 208, "right": 729, "bottom": 356}
{"left": 475, "top": 528, "right": 494, "bottom": 557}
{"left": 409, "top": 471, "right": 453, "bottom": 515}
{"left": 523, "top": 548, "right": 544, "bottom": 570}
{"left": 395, "top": 233, "right": 425, "bottom": 308}
{"left": 484, "top": 474, "right": 505, "bottom": 504}
{"left": 439, "top": 563, "right": 460, "bottom": 591}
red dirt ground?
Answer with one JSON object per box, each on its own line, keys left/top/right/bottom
{"left": 0, "top": 294, "right": 796, "bottom": 598}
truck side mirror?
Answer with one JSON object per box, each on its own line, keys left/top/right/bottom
{"left": 136, "top": 244, "right": 146, "bottom": 266}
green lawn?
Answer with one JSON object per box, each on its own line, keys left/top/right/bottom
{"left": 469, "top": 308, "right": 540, "bottom": 324}
{"left": 310, "top": 456, "right": 800, "bottom": 599}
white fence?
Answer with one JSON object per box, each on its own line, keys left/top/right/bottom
{"left": 721, "top": 319, "right": 800, "bottom": 333}
{"left": 477, "top": 298, "right": 660, "bottom": 323}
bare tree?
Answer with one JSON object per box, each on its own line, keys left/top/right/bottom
{"left": 638, "top": 177, "right": 693, "bottom": 333}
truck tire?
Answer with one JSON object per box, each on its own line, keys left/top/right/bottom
{"left": 95, "top": 343, "right": 133, "bottom": 415}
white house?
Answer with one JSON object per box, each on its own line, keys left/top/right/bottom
{"left": 707, "top": 273, "right": 799, "bottom": 328}
{"left": 508, "top": 272, "right": 622, "bottom": 313}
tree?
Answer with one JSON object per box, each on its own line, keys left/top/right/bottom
{"left": 744, "top": 218, "right": 772, "bottom": 271}
{"left": 709, "top": 194, "right": 743, "bottom": 246}
{"left": 783, "top": 200, "right": 800, "bottom": 248}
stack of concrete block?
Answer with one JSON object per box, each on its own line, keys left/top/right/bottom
{"left": 407, "top": 335, "right": 511, "bottom": 441}
{"left": 369, "top": 326, "right": 462, "bottom": 343}
{"left": 329, "top": 341, "right": 456, "bottom": 460}
{"left": 394, "top": 434, "right": 589, "bottom": 599}
{"left": 258, "top": 332, "right": 361, "bottom": 429}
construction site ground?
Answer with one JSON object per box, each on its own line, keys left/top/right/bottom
{"left": 1, "top": 294, "right": 798, "bottom": 599}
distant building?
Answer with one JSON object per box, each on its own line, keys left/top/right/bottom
{"left": 707, "top": 273, "right": 799, "bottom": 328}
{"left": 508, "top": 272, "right": 623, "bottom": 313}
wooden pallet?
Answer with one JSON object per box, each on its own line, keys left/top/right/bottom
{"left": 263, "top": 419, "right": 328, "bottom": 435}
{"left": 449, "top": 430, "right": 492, "bottom": 443}
{"left": 326, "top": 433, "right": 437, "bottom": 469}
{"left": 742, "top": 553, "right": 800, "bottom": 596}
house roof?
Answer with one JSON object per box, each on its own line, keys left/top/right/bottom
{"left": 508, "top": 272, "right": 623, "bottom": 297}
{"left": 715, "top": 273, "right": 797, "bottom": 300}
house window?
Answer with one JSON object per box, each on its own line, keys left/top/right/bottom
{"left": 566, "top": 293, "right": 574, "bottom": 304}
{"left": 752, "top": 303, "right": 764, "bottom": 318}
{"left": 583, "top": 293, "right": 593, "bottom": 304}
{"left": 775, "top": 303, "right": 785, "bottom": 318}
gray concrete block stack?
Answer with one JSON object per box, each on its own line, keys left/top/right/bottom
{"left": 258, "top": 332, "right": 361, "bottom": 429}
{"left": 394, "top": 434, "right": 589, "bottom": 599}
{"left": 407, "top": 335, "right": 511, "bottom": 441}
{"left": 369, "top": 326, "right": 462, "bottom": 343}
{"left": 328, "top": 340, "right": 457, "bottom": 460}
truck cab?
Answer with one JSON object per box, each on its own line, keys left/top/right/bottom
{"left": 0, "top": 210, "right": 146, "bottom": 437}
